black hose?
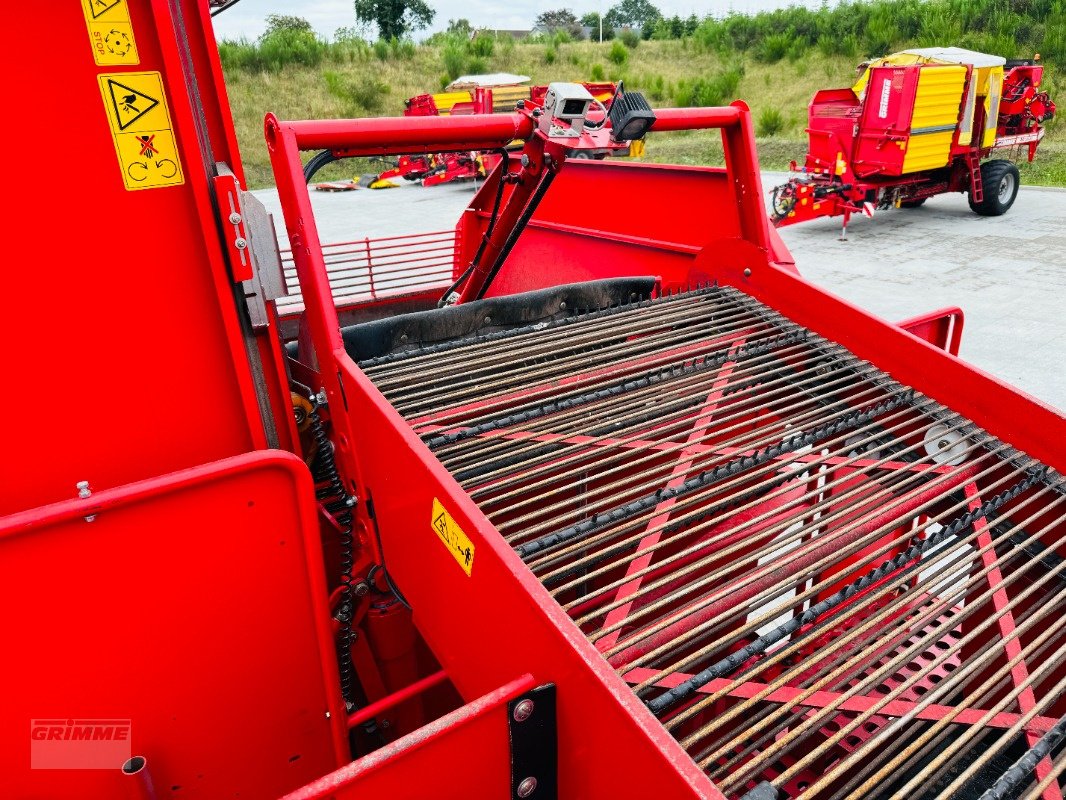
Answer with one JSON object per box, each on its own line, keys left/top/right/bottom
{"left": 977, "top": 713, "right": 1066, "bottom": 800}
{"left": 439, "top": 149, "right": 510, "bottom": 306}
{"left": 303, "top": 149, "right": 340, "bottom": 183}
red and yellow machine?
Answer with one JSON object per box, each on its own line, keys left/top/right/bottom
{"left": 5, "top": 5, "right": 1066, "bottom": 800}
{"left": 772, "top": 48, "right": 1055, "bottom": 234}
{"left": 368, "top": 79, "right": 626, "bottom": 187}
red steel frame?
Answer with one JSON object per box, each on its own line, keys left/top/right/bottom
{"left": 266, "top": 102, "right": 1065, "bottom": 798}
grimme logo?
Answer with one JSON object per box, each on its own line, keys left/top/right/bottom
{"left": 30, "top": 719, "right": 132, "bottom": 769}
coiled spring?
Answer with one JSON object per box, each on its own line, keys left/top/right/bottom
{"left": 309, "top": 404, "right": 356, "bottom": 708}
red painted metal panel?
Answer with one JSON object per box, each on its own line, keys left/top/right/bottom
{"left": 0, "top": 451, "right": 347, "bottom": 798}
{"left": 3, "top": 0, "right": 266, "bottom": 515}
{"left": 286, "top": 676, "right": 531, "bottom": 800}
{"left": 335, "top": 356, "right": 722, "bottom": 798}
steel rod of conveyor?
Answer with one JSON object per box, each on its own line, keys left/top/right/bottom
{"left": 388, "top": 307, "right": 770, "bottom": 413}
{"left": 437, "top": 334, "right": 826, "bottom": 465}
{"left": 376, "top": 294, "right": 753, "bottom": 391}
{"left": 616, "top": 456, "right": 1031, "bottom": 676}
{"left": 694, "top": 496, "right": 1063, "bottom": 779}
{"left": 506, "top": 381, "right": 903, "bottom": 545}
{"left": 732, "top": 520, "right": 1066, "bottom": 795}
{"left": 585, "top": 438, "right": 1002, "bottom": 651}
{"left": 903, "top": 648, "right": 1066, "bottom": 800}
{"left": 653, "top": 480, "right": 1056, "bottom": 718}
{"left": 497, "top": 373, "right": 892, "bottom": 541}
{"left": 825, "top": 602, "right": 1066, "bottom": 800}
{"left": 538, "top": 402, "right": 938, "bottom": 594}
{"left": 436, "top": 337, "right": 820, "bottom": 470}
{"left": 466, "top": 352, "right": 870, "bottom": 514}
{"left": 365, "top": 289, "right": 722, "bottom": 381}
{"left": 405, "top": 317, "right": 797, "bottom": 431}
{"left": 543, "top": 409, "right": 964, "bottom": 599}
{"left": 462, "top": 346, "right": 870, "bottom": 499}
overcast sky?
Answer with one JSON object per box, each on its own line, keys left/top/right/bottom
{"left": 210, "top": 0, "right": 826, "bottom": 40}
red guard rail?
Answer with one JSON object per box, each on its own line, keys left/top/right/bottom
{"left": 276, "top": 230, "right": 457, "bottom": 316}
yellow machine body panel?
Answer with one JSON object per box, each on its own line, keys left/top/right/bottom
{"left": 902, "top": 64, "right": 967, "bottom": 173}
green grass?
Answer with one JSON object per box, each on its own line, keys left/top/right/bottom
{"left": 222, "top": 39, "right": 1065, "bottom": 189}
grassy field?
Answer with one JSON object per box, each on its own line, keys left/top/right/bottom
{"left": 222, "top": 39, "right": 1065, "bottom": 189}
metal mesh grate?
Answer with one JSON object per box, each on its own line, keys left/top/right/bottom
{"left": 361, "top": 285, "right": 1066, "bottom": 800}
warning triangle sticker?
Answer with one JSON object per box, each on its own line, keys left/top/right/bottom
{"left": 106, "top": 78, "right": 160, "bottom": 130}
{"left": 88, "top": 0, "right": 122, "bottom": 19}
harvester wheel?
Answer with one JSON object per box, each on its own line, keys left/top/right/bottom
{"left": 900, "top": 198, "right": 926, "bottom": 208}
{"left": 969, "top": 160, "right": 1020, "bottom": 216}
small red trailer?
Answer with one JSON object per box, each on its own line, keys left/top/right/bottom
{"left": 771, "top": 48, "right": 1055, "bottom": 235}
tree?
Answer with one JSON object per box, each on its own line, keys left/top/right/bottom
{"left": 580, "top": 11, "right": 615, "bottom": 40}
{"left": 534, "top": 8, "right": 583, "bottom": 38}
{"left": 354, "top": 0, "right": 435, "bottom": 40}
{"left": 261, "top": 14, "right": 315, "bottom": 39}
{"left": 447, "top": 18, "right": 473, "bottom": 36}
{"left": 604, "top": 0, "right": 662, "bottom": 33}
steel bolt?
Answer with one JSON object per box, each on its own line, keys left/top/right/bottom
{"left": 234, "top": 237, "right": 248, "bottom": 250}
{"left": 353, "top": 582, "right": 370, "bottom": 597}
{"left": 76, "top": 481, "right": 92, "bottom": 499}
{"left": 516, "top": 776, "right": 537, "bottom": 798}
{"left": 743, "top": 268, "right": 752, "bottom": 277}
{"left": 512, "top": 699, "right": 535, "bottom": 722}
{"left": 229, "top": 212, "right": 242, "bottom": 225}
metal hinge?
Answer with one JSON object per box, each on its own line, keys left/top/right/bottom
{"left": 213, "top": 164, "right": 288, "bottom": 329}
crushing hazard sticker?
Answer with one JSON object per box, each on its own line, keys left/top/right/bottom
{"left": 97, "top": 72, "right": 185, "bottom": 191}
{"left": 81, "top": 0, "right": 140, "bottom": 65}
{"left": 431, "top": 498, "right": 475, "bottom": 576}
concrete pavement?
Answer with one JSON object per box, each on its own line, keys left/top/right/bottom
{"left": 254, "top": 173, "right": 1066, "bottom": 411}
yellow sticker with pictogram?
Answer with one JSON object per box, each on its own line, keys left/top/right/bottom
{"left": 98, "top": 72, "right": 185, "bottom": 191}
{"left": 81, "top": 0, "right": 139, "bottom": 65}
{"left": 431, "top": 498, "right": 475, "bottom": 576}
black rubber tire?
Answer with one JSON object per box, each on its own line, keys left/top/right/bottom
{"left": 969, "top": 159, "right": 1020, "bottom": 216}
{"left": 900, "top": 198, "right": 926, "bottom": 208}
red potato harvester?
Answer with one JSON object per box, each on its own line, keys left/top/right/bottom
{"left": 346, "top": 79, "right": 630, "bottom": 188}
{"left": 771, "top": 48, "right": 1055, "bottom": 237}
{"left": 5, "top": 4, "right": 1066, "bottom": 800}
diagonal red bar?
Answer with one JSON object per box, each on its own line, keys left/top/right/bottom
{"left": 965, "top": 482, "right": 1062, "bottom": 800}
{"left": 595, "top": 343, "right": 748, "bottom": 651}
{"left": 621, "top": 667, "right": 1059, "bottom": 734}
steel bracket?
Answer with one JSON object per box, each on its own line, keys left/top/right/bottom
{"left": 507, "top": 683, "right": 558, "bottom": 800}
{"left": 213, "top": 164, "right": 288, "bottom": 329}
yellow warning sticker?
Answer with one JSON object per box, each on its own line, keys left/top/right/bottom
{"left": 97, "top": 72, "right": 185, "bottom": 191}
{"left": 81, "top": 0, "right": 139, "bottom": 66}
{"left": 431, "top": 498, "right": 475, "bottom": 576}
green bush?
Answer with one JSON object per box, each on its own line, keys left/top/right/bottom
{"left": 390, "top": 38, "right": 416, "bottom": 60}
{"left": 372, "top": 39, "right": 389, "bottom": 60}
{"left": 620, "top": 29, "right": 641, "bottom": 49}
{"left": 469, "top": 33, "right": 495, "bottom": 57}
{"left": 553, "top": 30, "right": 574, "bottom": 46}
{"left": 608, "top": 40, "right": 629, "bottom": 64}
{"left": 590, "top": 62, "right": 606, "bottom": 81}
{"left": 442, "top": 38, "right": 466, "bottom": 80}
{"left": 545, "top": 46, "right": 558, "bottom": 65}
{"left": 757, "top": 107, "right": 786, "bottom": 137}
{"left": 467, "top": 56, "right": 488, "bottom": 73}
{"left": 323, "top": 71, "right": 388, "bottom": 113}
{"left": 756, "top": 32, "right": 791, "bottom": 63}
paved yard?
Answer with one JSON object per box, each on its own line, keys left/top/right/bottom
{"left": 254, "top": 173, "right": 1066, "bottom": 411}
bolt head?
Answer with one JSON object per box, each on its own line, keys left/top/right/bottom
{"left": 516, "top": 776, "right": 537, "bottom": 798}
{"left": 234, "top": 237, "right": 248, "bottom": 250}
{"left": 743, "top": 268, "right": 752, "bottom": 277}
{"left": 512, "top": 699, "right": 534, "bottom": 722}
{"left": 353, "top": 581, "right": 370, "bottom": 597}
{"left": 229, "top": 212, "right": 242, "bottom": 225}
